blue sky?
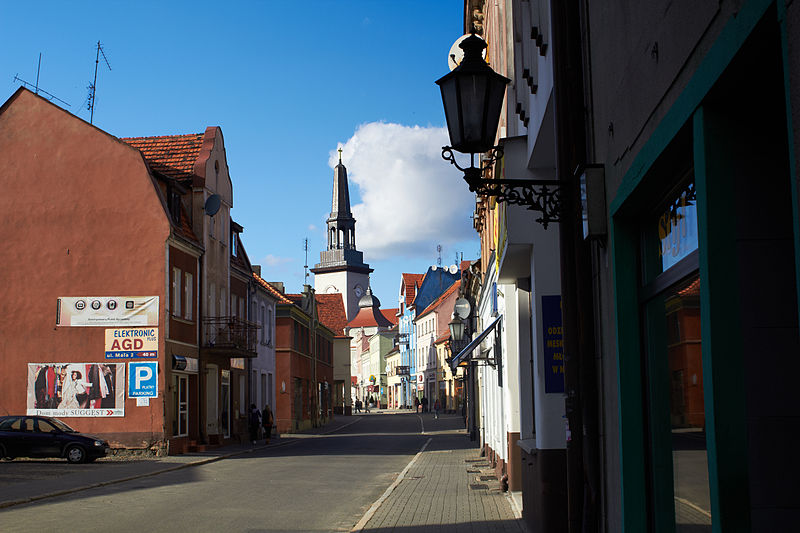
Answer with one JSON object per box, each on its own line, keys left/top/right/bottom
{"left": 1, "top": 1, "right": 478, "bottom": 308}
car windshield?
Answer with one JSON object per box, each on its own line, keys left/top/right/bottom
{"left": 48, "top": 418, "right": 77, "bottom": 433}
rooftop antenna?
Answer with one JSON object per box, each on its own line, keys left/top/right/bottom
{"left": 437, "top": 244, "right": 442, "bottom": 267}
{"left": 86, "top": 41, "right": 111, "bottom": 124}
{"left": 13, "top": 53, "right": 71, "bottom": 107}
{"left": 303, "top": 238, "right": 309, "bottom": 284}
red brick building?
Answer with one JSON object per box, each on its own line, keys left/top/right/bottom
{"left": 273, "top": 286, "right": 336, "bottom": 432}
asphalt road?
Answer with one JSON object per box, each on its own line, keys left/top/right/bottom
{"left": 0, "top": 413, "right": 431, "bottom": 533}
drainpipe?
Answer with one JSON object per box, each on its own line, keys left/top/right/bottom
{"left": 550, "top": 0, "right": 600, "bottom": 531}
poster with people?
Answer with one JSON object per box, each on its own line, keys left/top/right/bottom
{"left": 27, "top": 363, "right": 125, "bottom": 416}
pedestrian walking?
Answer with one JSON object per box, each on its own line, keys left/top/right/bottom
{"left": 248, "top": 404, "right": 261, "bottom": 444}
{"left": 414, "top": 396, "right": 420, "bottom": 413}
{"left": 421, "top": 396, "right": 428, "bottom": 413}
{"left": 262, "top": 404, "right": 274, "bottom": 444}
{"left": 434, "top": 399, "right": 440, "bottom": 419}
{"left": 355, "top": 399, "right": 362, "bottom": 413}
{"left": 364, "top": 397, "right": 370, "bottom": 413}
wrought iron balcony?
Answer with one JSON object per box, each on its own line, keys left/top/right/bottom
{"left": 202, "top": 316, "right": 259, "bottom": 358}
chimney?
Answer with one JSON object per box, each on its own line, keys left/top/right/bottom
{"left": 252, "top": 265, "right": 261, "bottom": 276}
{"left": 270, "top": 282, "right": 285, "bottom": 293}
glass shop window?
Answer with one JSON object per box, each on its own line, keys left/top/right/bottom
{"left": 641, "top": 176, "right": 710, "bottom": 531}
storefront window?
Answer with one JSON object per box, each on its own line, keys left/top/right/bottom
{"left": 663, "top": 275, "right": 710, "bottom": 531}
{"left": 643, "top": 176, "right": 710, "bottom": 531}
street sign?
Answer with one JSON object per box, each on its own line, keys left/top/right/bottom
{"left": 105, "top": 328, "right": 158, "bottom": 358}
{"left": 128, "top": 362, "right": 158, "bottom": 398}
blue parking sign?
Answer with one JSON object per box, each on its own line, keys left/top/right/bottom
{"left": 128, "top": 362, "right": 158, "bottom": 398}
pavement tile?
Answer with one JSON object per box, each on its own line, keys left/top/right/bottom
{"left": 354, "top": 419, "right": 524, "bottom": 533}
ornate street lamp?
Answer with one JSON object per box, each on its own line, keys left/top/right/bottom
{"left": 448, "top": 310, "right": 465, "bottom": 342}
{"left": 436, "top": 34, "right": 566, "bottom": 228}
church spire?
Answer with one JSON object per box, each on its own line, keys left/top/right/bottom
{"left": 328, "top": 151, "right": 355, "bottom": 250}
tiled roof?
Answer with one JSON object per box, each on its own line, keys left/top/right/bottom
{"left": 120, "top": 133, "right": 204, "bottom": 181}
{"left": 418, "top": 279, "right": 461, "bottom": 318}
{"left": 316, "top": 293, "right": 348, "bottom": 336}
{"left": 679, "top": 278, "right": 700, "bottom": 297}
{"left": 348, "top": 305, "right": 394, "bottom": 329}
{"left": 401, "top": 273, "right": 424, "bottom": 307}
{"left": 435, "top": 330, "right": 451, "bottom": 344}
{"left": 252, "top": 273, "right": 292, "bottom": 304}
{"left": 381, "top": 309, "right": 399, "bottom": 326}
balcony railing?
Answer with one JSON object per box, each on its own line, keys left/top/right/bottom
{"left": 202, "top": 316, "right": 259, "bottom": 357}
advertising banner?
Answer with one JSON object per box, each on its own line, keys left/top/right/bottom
{"left": 27, "top": 363, "right": 125, "bottom": 417}
{"left": 128, "top": 362, "right": 158, "bottom": 398}
{"left": 104, "top": 327, "right": 158, "bottom": 359}
{"left": 57, "top": 296, "right": 159, "bottom": 327}
{"left": 542, "top": 295, "right": 565, "bottom": 394}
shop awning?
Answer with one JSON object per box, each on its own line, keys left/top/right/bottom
{"left": 449, "top": 315, "right": 502, "bottom": 371}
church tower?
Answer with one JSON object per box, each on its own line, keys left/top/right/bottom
{"left": 311, "top": 150, "right": 372, "bottom": 321}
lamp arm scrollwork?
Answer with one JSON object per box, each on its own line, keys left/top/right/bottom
{"left": 441, "top": 145, "right": 568, "bottom": 229}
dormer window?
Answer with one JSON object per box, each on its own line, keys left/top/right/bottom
{"left": 168, "top": 190, "right": 181, "bottom": 224}
{"left": 232, "top": 232, "right": 237, "bottom": 256}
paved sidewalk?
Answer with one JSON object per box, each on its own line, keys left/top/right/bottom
{"left": 352, "top": 423, "right": 525, "bottom": 533}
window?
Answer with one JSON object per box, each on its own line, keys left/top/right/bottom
{"left": 184, "top": 272, "right": 193, "bottom": 320}
{"left": 220, "top": 288, "right": 226, "bottom": 316}
{"left": 267, "top": 308, "right": 272, "bottom": 345}
{"left": 172, "top": 268, "right": 181, "bottom": 317}
{"left": 232, "top": 232, "right": 237, "bottom": 256}
{"left": 232, "top": 294, "right": 238, "bottom": 319}
{"left": 209, "top": 216, "right": 215, "bottom": 239}
{"left": 261, "top": 373, "right": 267, "bottom": 407}
{"left": 209, "top": 283, "right": 216, "bottom": 317}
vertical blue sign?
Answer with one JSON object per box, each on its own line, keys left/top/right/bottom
{"left": 542, "top": 295, "right": 564, "bottom": 393}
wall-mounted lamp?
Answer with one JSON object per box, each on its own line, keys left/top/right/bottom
{"left": 436, "top": 34, "right": 567, "bottom": 229}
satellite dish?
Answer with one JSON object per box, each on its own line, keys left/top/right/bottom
{"left": 448, "top": 34, "right": 488, "bottom": 71}
{"left": 431, "top": 265, "right": 438, "bottom": 271}
{"left": 454, "top": 297, "right": 471, "bottom": 319}
{"left": 449, "top": 264, "right": 458, "bottom": 274}
{"left": 204, "top": 194, "right": 221, "bottom": 216}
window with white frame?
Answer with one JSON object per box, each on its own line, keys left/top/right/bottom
{"left": 172, "top": 267, "right": 181, "bottom": 317}
{"left": 184, "top": 272, "right": 193, "bottom": 320}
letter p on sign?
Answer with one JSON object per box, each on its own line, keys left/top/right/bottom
{"left": 135, "top": 366, "right": 153, "bottom": 388}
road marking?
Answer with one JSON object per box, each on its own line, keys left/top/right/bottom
{"left": 417, "top": 414, "right": 425, "bottom": 434}
{"left": 350, "top": 437, "right": 432, "bottom": 532}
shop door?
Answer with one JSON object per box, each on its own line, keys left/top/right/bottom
{"left": 205, "top": 364, "right": 218, "bottom": 435}
{"left": 221, "top": 370, "right": 230, "bottom": 438}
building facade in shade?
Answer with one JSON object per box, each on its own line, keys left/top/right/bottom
{"left": 311, "top": 154, "right": 372, "bottom": 323}
{"left": 251, "top": 271, "right": 280, "bottom": 426}
{"left": 450, "top": 1, "right": 800, "bottom": 531}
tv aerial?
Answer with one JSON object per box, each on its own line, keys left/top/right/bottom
{"left": 86, "top": 41, "right": 111, "bottom": 124}
{"left": 13, "top": 53, "right": 70, "bottom": 107}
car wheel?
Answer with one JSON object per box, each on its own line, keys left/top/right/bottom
{"left": 66, "top": 445, "right": 86, "bottom": 464}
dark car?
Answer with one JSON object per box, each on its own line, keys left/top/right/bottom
{"left": 0, "top": 415, "right": 109, "bottom": 463}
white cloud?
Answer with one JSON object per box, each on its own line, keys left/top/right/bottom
{"left": 307, "top": 224, "right": 317, "bottom": 232}
{"left": 262, "top": 254, "right": 293, "bottom": 267}
{"left": 329, "top": 122, "right": 474, "bottom": 261}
